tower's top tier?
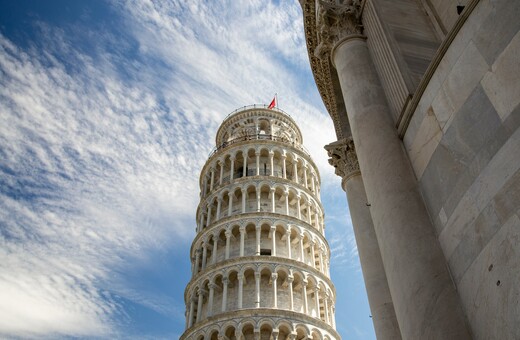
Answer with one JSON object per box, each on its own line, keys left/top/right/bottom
{"left": 215, "top": 105, "right": 303, "bottom": 148}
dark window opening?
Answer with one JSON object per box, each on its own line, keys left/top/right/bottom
{"left": 260, "top": 249, "right": 272, "bottom": 256}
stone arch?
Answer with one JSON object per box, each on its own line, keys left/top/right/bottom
{"left": 276, "top": 321, "right": 293, "bottom": 339}
{"left": 258, "top": 147, "right": 271, "bottom": 176}
{"left": 226, "top": 269, "right": 239, "bottom": 311}
{"left": 234, "top": 149, "right": 246, "bottom": 180}
{"left": 240, "top": 321, "right": 256, "bottom": 339}
{"left": 259, "top": 319, "right": 274, "bottom": 339}
{"left": 294, "top": 323, "right": 311, "bottom": 340}
{"left": 311, "top": 329, "right": 324, "bottom": 340}
{"left": 257, "top": 117, "right": 271, "bottom": 135}
{"left": 230, "top": 186, "right": 243, "bottom": 215}
{"left": 285, "top": 152, "right": 298, "bottom": 182}
{"left": 222, "top": 322, "right": 238, "bottom": 340}
{"left": 271, "top": 146, "right": 285, "bottom": 178}
{"left": 241, "top": 267, "right": 257, "bottom": 309}
{"left": 244, "top": 183, "right": 257, "bottom": 213}
{"left": 245, "top": 147, "right": 257, "bottom": 177}
{"left": 244, "top": 221, "right": 257, "bottom": 257}
{"left": 259, "top": 266, "right": 273, "bottom": 308}
{"left": 258, "top": 182, "right": 272, "bottom": 212}
{"left": 206, "top": 327, "right": 219, "bottom": 340}
{"left": 272, "top": 185, "right": 286, "bottom": 214}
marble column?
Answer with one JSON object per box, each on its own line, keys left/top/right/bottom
{"left": 219, "top": 160, "right": 224, "bottom": 186}
{"left": 228, "top": 194, "right": 233, "bottom": 216}
{"left": 317, "top": 3, "right": 471, "bottom": 338}
{"left": 207, "top": 283, "right": 215, "bottom": 316}
{"left": 282, "top": 155, "right": 287, "bottom": 179}
{"left": 255, "top": 225, "right": 261, "bottom": 255}
{"left": 326, "top": 137, "right": 401, "bottom": 340}
{"left": 284, "top": 191, "right": 289, "bottom": 215}
{"left": 302, "top": 280, "right": 309, "bottom": 314}
{"left": 201, "top": 241, "right": 208, "bottom": 269}
{"left": 216, "top": 198, "right": 222, "bottom": 220}
{"left": 314, "top": 286, "right": 320, "bottom": 319}
{"left": 238, "top": 274, "right": 244, "bottom": 309}
{"left": 188, "top": 295, "right": 195, "bottom": 328}
{"left": 194, "top": 249, "right": 201, "bottom": 274}
{"left": 230, "top": 156, "right": 235, "bottom": 182}
{"left": 272, "top": 273, "right": 278, "bottom": 308}
{"left": 288, "top": 275, "right": 294, "bottom": 311}
{"left": 239, "top": 226, "right": 246, "bottom": 257}
{"left": 196, "top": 289, "right": 205, "bottom": 323}
{"left": 242, "top": 153, "right": 247, "bottom": 177}
{"left": 269, "top": 151, "right": 274, "bottom": 176}
{"left": 270, "top": 187, "right": 276, "bottom": 213}
{"left": 210, "top": 168, "right": 215, "bottom": 190}
{"left": 255, "top": 272, "right": 261, "bottom": 308}
{"left": 225, "top": 229, "right": 231, "bottom": 260}
{"left": 285, "top": 228, "right": 292, "bottom": 259}
{"left": 212, "top": 233, "right": 219, "bottom": 264}
{"left": 221, "top": 278, "right": 228, "bottom": 312}
{"left": 270, "top": 226, "right": 277, "bottom": 256}
{"left": 241, "top": 189, "right": 246, "bottom": 213}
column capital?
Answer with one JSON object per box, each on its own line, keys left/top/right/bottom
{"left": 239, "top": 225, "right": 246, "bottom": 233}
{"left": 271, "top": 273, "right": 278, "bottom": 280}
{"left": 324, "top": 137, "right": 361, "bottom": 185}
{"left": 314, "top": 0, "right": 364, "bottom": 60}
{"left": 287, "top": 275, "right": 294, "bottom": 283}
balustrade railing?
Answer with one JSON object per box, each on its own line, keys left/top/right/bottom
{"left": 208, "top": 133, "right": 311, "bottom": 158}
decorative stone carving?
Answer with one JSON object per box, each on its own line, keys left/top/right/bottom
{"left": 324, "top": 137, "right": 360, "bottom": 182}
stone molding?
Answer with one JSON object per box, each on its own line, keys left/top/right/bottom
{"left": 301, "top": 0, "right": 342, "bottom": 137}
{"left": 180, "top": 308, "right": 341, "bottom": 340}
{"left": 324, "top": 137, "right": 361, "bottom": 184}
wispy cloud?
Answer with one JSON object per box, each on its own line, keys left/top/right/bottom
{"left": 0, "top": 0, "right": 345, "bottom": 337}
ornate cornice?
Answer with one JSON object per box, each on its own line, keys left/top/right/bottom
{"left": 301, "top": 0, "right": 342, "bottom": 138}
{"left": 301, "top": 1, "right": 364, "bottom": 139}
{"left": 324, "top": 137, "right": 360, "bottom": 184}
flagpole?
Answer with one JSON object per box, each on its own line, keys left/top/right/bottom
{"left": 275, "top": 93, "right": 278, "bottom": 108}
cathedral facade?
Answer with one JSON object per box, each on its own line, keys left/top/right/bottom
{"left": 301, "top": 0, "right": 520, "bottom": 339}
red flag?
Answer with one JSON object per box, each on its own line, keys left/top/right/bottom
{"left": 268, "top": 97, "right": 276, "bottom": 109}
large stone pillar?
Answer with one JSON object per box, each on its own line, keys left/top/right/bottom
{"left": 325, "top": 137, "right": 401, "bottom": 340}
{"left": 317, "top": 3, "right": 471, "bottom": 339}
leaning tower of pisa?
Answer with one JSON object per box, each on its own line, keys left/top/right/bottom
{"left": 181, "top": 105, "right": 339, "bottom": 340}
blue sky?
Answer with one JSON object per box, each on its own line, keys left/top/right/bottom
{"left": 0, "top": 1, "right": 375, "bottom": 338}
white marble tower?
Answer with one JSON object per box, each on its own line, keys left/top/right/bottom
{"left": 180, "top": 105, "right": 340, "bottom": 340}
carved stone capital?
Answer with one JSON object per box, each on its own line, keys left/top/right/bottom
{"left": 315, "top": 0, "right": 363, "bottom": 60}
{"left": 324, "top": 137, "right": 360, "bottom": 183}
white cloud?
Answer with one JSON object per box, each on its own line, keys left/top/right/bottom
{"left": 0, "top": 0, "right": 350, "bottom": 337}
